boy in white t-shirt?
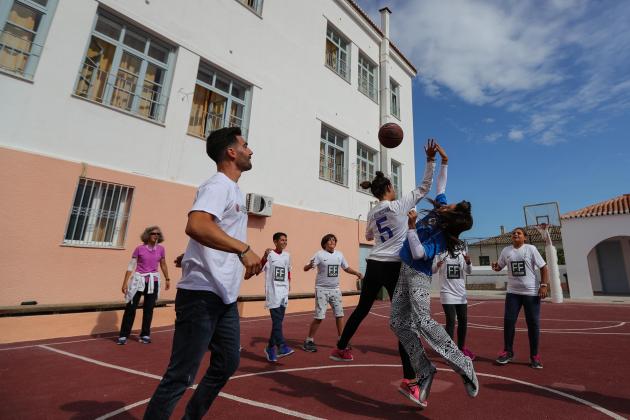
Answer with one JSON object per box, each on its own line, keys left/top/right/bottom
{"left": 432, "top": 250, "right": 474, "bottom": 359}
{"left": 492, "top": 227, "right": 549, "bottom": 369}
{"left": 261, "top": 232, "right": 294, "bottom": 362}
{"left": 301, "top": 234, "right": 363, "bottom": 353}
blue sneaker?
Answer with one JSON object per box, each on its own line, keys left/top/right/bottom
{"left": 264, "top": 346, "right": 278, "bottom": 362}
{"left": 277, "top": 344, "right": 295, "bottom": 358}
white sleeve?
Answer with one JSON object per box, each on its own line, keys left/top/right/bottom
{"left": 127, "top": 258, "right": 137, "bottom": 272}
{"left": 436, "top": 164, "right": 448, "bottom": 195}
{"left": 497, "top": 248, "right": 508, "bottom": 269}
{"left": 339, "top": 252, "right": 349, "bottom": 269}
{"left": 190, "top": 181, "right": 229, "bottom": 221}
{"left": 365, "top": 217, "right": 375, "bottom": 241}
{"left": 390, "top": 161, "right": 435, "bottom": 214}
{"left": 431, "top": 257, "right": 440, "bottom": 274}
{"left": 407, "top": 229, "right": 427, "bottom": 260}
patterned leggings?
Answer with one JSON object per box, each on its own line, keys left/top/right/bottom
{"left": 390, "top": 263, "right": 476, "bottom": 382}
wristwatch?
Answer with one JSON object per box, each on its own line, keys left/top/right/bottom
{"left": 238, "top": 245, "right": 250, "bottom": 259}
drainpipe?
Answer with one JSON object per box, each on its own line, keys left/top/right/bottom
{"left": 379, "top": 7, "right": 392, "bottom": 176}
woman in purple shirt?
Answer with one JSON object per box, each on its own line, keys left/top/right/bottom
{"left": 117, "top": 226, "right": 170, "bottom": 345}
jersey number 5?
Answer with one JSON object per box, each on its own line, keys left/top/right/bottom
{"left": 376, "top": 216, "right": 393, "bottom": 242}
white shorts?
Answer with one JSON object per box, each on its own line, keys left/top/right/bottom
{"left": 314, "top": 287, "right": 344, "bottom": 319}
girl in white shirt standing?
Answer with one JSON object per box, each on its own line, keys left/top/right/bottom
{"left": 492, "top": 227, "right": 549, "bottom": 369}
{"left": 432, "top": 251, "right": 474, "bottom": 359}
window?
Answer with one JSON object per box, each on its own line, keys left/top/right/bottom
{"left": 0, "top": 0, "right": 58, "bottom": 78}
{"left": 390, "top": 79, "right": 400, "bottom": 118}
{"left": 357, "top": 142, "right": 378, "bottom": 190}
{"left": 358, "top": 54, "right": 378, "bottom": 101}
{"left": 237, "top": 0, "right": 263, "bottom": 15}
{"left": 187, "top": 63, "right": 250, "bottom": 139}
{"left": 391, "top": 160, "right": 402, "bottom": 194}
{"left": 319, "top": 125, "right": 347, "bottom": 186}
{"left": 74, "top": 11, "right": 174, "bottom": 122}
{"left": 325, "top": 25, "right": 349, "bottom": 80}
{"left": 479, "top": 256, "right": 490, "bottom": 266}
{"left": 63, "top": 178, "right": 134, "bottom": 248}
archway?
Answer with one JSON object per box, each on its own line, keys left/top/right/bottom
{"left": 587, "top": 236, "right": 630, "bottom": 295}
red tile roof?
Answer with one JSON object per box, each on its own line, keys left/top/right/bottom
{"left": 468, "top": 225, "right": 562, "bottom": 246}
{"left": 345, "top": 0, "right": 418, "bottom": 74}
{"left": 561, "top": 194, "right": 630, "bottom": 220}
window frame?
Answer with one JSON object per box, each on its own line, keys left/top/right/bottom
{"left": 319, "top": 124, "right": 348, "bottom": 187}
{"left": 236, "top": 0, "right": 264, "bottom": 16}
{"left": 325, "top": 24, "right": 350, "bottom": 81}
{"left": 390, "top": 78, "right": 400, "bottom": 119}
{"left": 391, "top": 159, "right": 402, "bottom": 195}
{"left": 62, "top": 177, "right": 135, "bottom": 249}
{"left": 479, "top": 255, "right": 490, "bottom": 266}
{"left": 0, "top": 0, "right": 59, "bottom": 79}
{"left": 356, "top": 142, "right": 378, "bottom": 192}
{"left": 187, "top": 62, "right": 251, "bottom": 139}
{"left": 73, "top": 10, "right": 176, "bottom": 123}
{"left": 357, "top": 53, "right": 378, "bottom": 102}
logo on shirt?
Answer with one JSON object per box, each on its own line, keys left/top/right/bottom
{"left": 327, "top": 265, "right": 339, "bottom": 277}
{"left": 510, "top": 261, "right": 526, "bottom": 277}
{"left": 447, "top": 264, "right": 461, "bottom": 279}
{"left": 274, "top": 266, "right": 286, "bottom": 282}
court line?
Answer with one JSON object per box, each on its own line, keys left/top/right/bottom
{"left": 432, "top": 301, "right": 485, "bottom": 316}
{"left": 468, "top": 322, "right": 626, "bottom": 332}
{"left": 369, "top": 302, "right": 485, "bottom": 319}
{"left": 38, "top": 344, "right": 324, "bottom": 420}
{"left": 466, "top": 315, "right": 630, "bottom": 323}
{"left": 0, "top": 303, "right": 392, "bottom": 352}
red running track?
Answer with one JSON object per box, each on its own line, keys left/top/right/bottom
{"left": 1, "top": 298, "right": 629, "bottom": 419}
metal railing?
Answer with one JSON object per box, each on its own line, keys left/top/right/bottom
{"left": 325, "top": 50, "right": 347, "bottom": 79}
{"left": 74, "top": 63, "right": 168, "bottom": 122}
{"left": 358, "top": 77, "right": 377, "bottom": 100}
{"left": 188, "top": 109, "right": 246, "bottom": 139}
{"left": 319, "top": 161, "right": 348, "bottom": 186}
{"left": 0, "top": 29, "right": 43, "bottom": 77}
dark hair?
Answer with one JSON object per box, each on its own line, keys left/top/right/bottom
{"left": 360, "top": 171, "right": 392, "bottom": 199}
{"left": 423, "top": 200, "right": 473, "bottom": 257}
{"left": 320, "top": 233, "right": 337, "bottom": 249}
{"left": 140, "top": 226, "right": 164, "bottom": 244}
{"left": 206, "top": 127, "right": 242, "bottom": 163}
{"left": 512, "top": 227, "right": 528, "bottom": 237}
{"left": 273, "top": 232, "right": 287, "bottom": 242}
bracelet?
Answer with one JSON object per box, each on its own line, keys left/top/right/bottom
{"left": 238, "top": 245, "right": 250, "bottom": 259}
{"left": 540, "top": 284, "right": 548, "bottom": 288}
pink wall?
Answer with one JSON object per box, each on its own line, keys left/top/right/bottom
{"left": 1, "top": 148, "right": 369, "bottom": 306}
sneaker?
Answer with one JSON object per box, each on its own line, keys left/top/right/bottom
{"left": 398, "top": 379, "right": 428, "bottom": 408}
{"left": 329, "top": 347, "right": 353, "bottom": 362}
{"left": 302, "top": 340, "right": 317, "bottom": 353}
{"left": 139, "top": 336, "right": 151, "bottom": 344}
{"left": 264, "top": 346, "right": 278, "bottom": 362}
{"left": 462, "top": 347, "right": 476, "bottom": 361}
{"left": 462, "top": 369, "right": 479, "bottom": 398}
{"left": 496, "top": 350, "right": 513, "bottom": 365}
{"left": 418, "top": 367, "right": 437, "bottom": 402}
{"left": 116, "top": 337, "right": 127, "bottom": 345}
{"left": 277, "top": 344, "right": 295, "bottom": 358}
{"left": 530, "top": 355, "right": 544, "bottom": 369}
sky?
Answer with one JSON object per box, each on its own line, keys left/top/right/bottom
{"left": 356, "top": 0, "right": 630, "bottom": 239}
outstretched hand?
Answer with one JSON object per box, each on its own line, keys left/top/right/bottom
{"left": 424, "top": 138, "right": 438, "bottom": 161}
{"left": 407, "top": 209, "right": 418, "bottom": 229}
{"left": 435, "top": 143, "right": 448, "bottom": 163}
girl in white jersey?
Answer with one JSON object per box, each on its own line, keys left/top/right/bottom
{"left": 330, "top": 140, "right": 445, "bottom": 388}
{"left": 432, "top": 250, "right": 474, "bottom": 359}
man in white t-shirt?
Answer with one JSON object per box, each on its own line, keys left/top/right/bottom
{"left": 492, "top": 227, "right": 549, "bottom": 369}
{"left": 145, "top": 127, "right": 262, "bottom": 420}
{"left": 301, "top": 234, "right": 363, "bottom": 353}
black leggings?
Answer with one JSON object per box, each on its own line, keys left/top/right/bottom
{"left": 441, "top": 303, "right": 468, "bottom": 349}
{"left": 337, "top": 260, "right": 415, "bottom": 379}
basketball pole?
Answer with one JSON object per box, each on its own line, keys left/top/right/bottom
{"left": 535, "top": 225, "right": 563, "bottom": 303}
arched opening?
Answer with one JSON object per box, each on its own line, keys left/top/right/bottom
{"left": 587, "top": 236, "right": 630, "bottom": 295}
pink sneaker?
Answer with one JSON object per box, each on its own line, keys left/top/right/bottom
{"left": 398, "top": 379, "right": 427, "bottom": 408}
{"left": 463, "top": 347, "right": 476, "bottom": 361}
{"left": 329, "top": 347, "right": 353, "bottom": 362}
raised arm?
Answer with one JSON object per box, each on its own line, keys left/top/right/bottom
{"left": 391, "top": 139, "right": 438, "bottom": 214}
{"left": 435, "top": 143, "right": 448, "bottom": 196}
{"left": 406, "top": 209, "right": 428, "bottom": 260}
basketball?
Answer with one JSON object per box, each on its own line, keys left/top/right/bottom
{"left": 378, "top": 122, "right": 404, "bottom": 148}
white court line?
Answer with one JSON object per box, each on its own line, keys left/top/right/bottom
{"left": 468, "top": 322, "right": 630, "bottom": 335}
{"left": 432, "top": 301, "right": 485, "bottom": 316}
{"left": 0, "top": 303, "right": 392, "bottom": 352}
{"left": 112, "top": 364, "right": 624, "bottom": 420}
{"left": 466, "top": 315, "right": 630, "bottom": 323}
{"left": 369, "top": 301, "right": 486, "bottom": 319}
{"left": 468, "top": 321, "right": 626, "bottom": 332}
{"left": 38, "top": 345, "right": 324, "bottom": 420}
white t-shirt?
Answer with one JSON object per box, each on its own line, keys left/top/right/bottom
{"left": 433, "top": 252, "right": 471, "bottom": 305}
{"left": 311, "top": 250, "right": 348, "bottom": 289}
{"left": 264, "top": 251, "right": 291, "bottom": 309}
{"left": 497, "top": 244, "right": 547, "bottom": 296}
{"left": 178, "top": 172, "right": 248, "bottom": 304}
{"left": 365, "top": 161, "right": 436, "bottom": 261}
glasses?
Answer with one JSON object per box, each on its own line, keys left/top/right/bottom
{"left": 150, "top": 232, "right": 161, "bottom": 236}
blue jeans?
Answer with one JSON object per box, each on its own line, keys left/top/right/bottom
{"left": 268, "top": 306, "right": 286, "bottom": 347}
{"left": 503, "top": 293, "right": 541, "bottom": 357}
{"left": 144, "top": 289, "right": 240, "bottom": 420}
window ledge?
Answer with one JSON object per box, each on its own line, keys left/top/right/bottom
{"left": 324, "top": 64, "right": 351, "bottom": 85}
{"left": 356, "top": 188, "right": 374, "bottom": 196}
{"left": 186, "top": 131, "right": 206, "bottom": 141}
{"left": 60, "top": 243, "right": 126, "bottom": 250}
{"left": 319, "top": 176, "right": 349, "bottom": 189}
{"left": 234, "top": 0, "right": 263, "bottom": 18}
{"left": 0, "top": 68, "right": 35, "bottom": 83}
{"left": 358, "top": 88, "right": 379, "bottom": 105}
{"left": 71, "top": 94, "right": 167, "bottom": 127}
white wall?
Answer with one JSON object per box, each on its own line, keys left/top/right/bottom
{"left": 562, "top": 214, "right": 630, "bottom": 298}
{"left": 0, "top": 0, "right": 416, "bottom": 222}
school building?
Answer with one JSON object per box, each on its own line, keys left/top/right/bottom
{"left": 0, "top": 0, "right": 418, "bottom": 332}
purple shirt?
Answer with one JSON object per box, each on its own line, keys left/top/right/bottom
{"left": 132, "top": 244, "right": 165, "bottom": 276}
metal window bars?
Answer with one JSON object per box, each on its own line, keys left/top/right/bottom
{"left": 0, "top": 28, "right": 43, "bottom": 77}
{"left": 187, "top": 109, "right": 247, "bottom": 139}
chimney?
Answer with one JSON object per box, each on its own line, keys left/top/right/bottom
{"left": 500, "top": 225, "right": 505, "bottom": 235}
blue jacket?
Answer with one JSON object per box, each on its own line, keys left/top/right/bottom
{"left": 399, "top": 194, "right": 447, "bottom": 275}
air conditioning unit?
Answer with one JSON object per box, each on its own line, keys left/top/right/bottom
{"left": 246, "top": 193, "right": 273, "bottom": 217}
